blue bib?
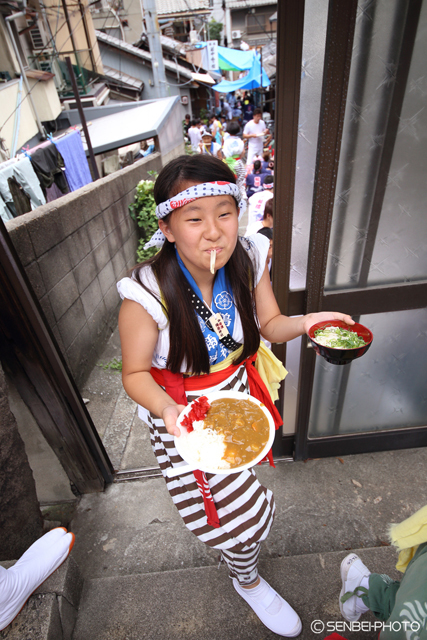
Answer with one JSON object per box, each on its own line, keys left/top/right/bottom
{"left": 176, "top": 251, "right": 236, "bottom": 365}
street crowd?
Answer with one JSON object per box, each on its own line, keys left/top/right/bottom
{"left": 184, "top": 92, "right": 275, "bottom": 252}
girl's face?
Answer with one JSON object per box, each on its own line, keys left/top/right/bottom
{"left": 159, "top": 182, "right": 239, "bottom": 281}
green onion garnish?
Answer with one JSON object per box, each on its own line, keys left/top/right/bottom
{"left": 313, "top": 326, "right": 367, "bottom": 349}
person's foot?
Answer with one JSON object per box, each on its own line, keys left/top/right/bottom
{"left": 0, "top": 527, "right": 75, "bottom": 631}
{"left": 339, "top": 553, "right": 370, "bottom": 622}
{"left": 233, "top": 576, "right": 302, "bottom": 637}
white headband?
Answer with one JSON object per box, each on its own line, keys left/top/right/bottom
{"left": 145, "top": 181, "right": 247, "bottom": 249}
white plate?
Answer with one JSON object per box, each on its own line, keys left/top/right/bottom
{"left": 173, "top": 391, "right": 275, "bottom": 475}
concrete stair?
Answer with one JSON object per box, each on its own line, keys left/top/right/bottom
{"left": 66, "top": 446, "right": 427, "bottom": 640}
{"left": 72, "top": 546, "right": 398, "bottom": 640}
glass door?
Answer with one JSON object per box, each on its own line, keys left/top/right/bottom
{"left": 273, "top": 0, "right": 427, "bottom": 460}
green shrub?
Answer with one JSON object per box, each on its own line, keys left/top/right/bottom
{"left": 129, "top": 175, "right": 158, "bottom": 262}
{"left": 98, "top": 357, "right": 122, "bottom": 371}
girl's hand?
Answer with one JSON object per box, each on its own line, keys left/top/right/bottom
{"left": 302, "top": 312, "right": 354, "bottom": 335}
{"left": 162, "top": 404, "right": 186, "bottom": 437}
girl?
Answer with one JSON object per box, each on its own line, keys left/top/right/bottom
{"left": 117, "top": 155, "right": 354, "bottom": 637}
{"left": 220, "top": 121, "right": 246, "bottom": 201}
{"left": 198, "top": 130, "right": 222, "bottom": 159}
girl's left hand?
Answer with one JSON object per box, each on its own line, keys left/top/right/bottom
{"left": 302, "top": 312, "right": 354, "bottom": 335}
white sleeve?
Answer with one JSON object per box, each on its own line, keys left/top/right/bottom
{"left": 243, "top": 122, "right": 250, "bottom": 135}
{"left": 239, "top": 233, "right": 269, "bottom": 286}
{"left": 116, "top": 269, "right": 168, "bottom": 329}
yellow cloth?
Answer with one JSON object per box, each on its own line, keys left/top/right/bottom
{"left": 388, "top": 504, "right": 427, "bottom": 572}
{"left": 254, "top": 341, "right": 288, "bottom": 402}
{"left": 209, "top": 346, "right": 243, "bottom": 373}
{"left": 210, "top": 342, "right": 287, "bottom": 403}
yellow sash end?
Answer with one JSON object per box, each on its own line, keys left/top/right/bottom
{"left": 209, "top": 342, "right": 287, "bottom": 403}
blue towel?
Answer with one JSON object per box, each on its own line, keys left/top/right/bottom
{"left": 54, "top": 130, "right": 92, "bottom": 191}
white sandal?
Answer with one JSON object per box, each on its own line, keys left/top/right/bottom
{"left": 233, "top": 576, "right": 302, "bottom": 637}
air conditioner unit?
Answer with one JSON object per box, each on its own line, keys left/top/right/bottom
{"left": 32, "top": 50, "right": 66, "bottom": 90}
{"left": 232, "top": 30, "right": 241, "bottom": 39}
{"left": 189, "top": 30, "right": 199, "bottom": 44}
{"left": 27, "top": 20, "right": 46, "bottom": 49}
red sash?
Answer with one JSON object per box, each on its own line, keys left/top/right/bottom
{"left": 151, "top": 353, "right": 282, "bottom": 529}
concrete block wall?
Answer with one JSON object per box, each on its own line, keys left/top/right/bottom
{"left": 5, "top": 152, "right": 163, "bottom": 388}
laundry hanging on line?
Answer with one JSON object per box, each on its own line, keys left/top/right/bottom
{"left": 29, "top": 143, "right": 70, "bottom": 198}
{"left": 0, "top": 156, "right": 46, "bottom": 223}
{"left": 54, "top": 130, "right": 92, "bottom": 191}
{"left": 0, "top": 129, "right": 93, "bottom": 222}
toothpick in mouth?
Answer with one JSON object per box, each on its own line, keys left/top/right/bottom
{"left": 210, "top": 250, "right": 216, "bottom": 274}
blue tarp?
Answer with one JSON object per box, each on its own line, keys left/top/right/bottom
{"left": 217, "top": 46, "right": 256, "bottom": 71}
{"left": 212, "top": 53, "right": 270, "bottom": 92}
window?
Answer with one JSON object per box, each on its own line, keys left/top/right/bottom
{"left": 247, "top": 13, "right": 266, "bottom": 35}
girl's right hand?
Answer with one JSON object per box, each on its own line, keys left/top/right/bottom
{"left": 162, "top": 404, "right": 186, "bottom": 437}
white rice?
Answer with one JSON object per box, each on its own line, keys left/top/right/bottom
{"left": 179, "top": 419, "right": 231, "bottom": 470}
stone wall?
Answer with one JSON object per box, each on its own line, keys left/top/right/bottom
{"left": 0, "top": 365, "right": 44, "bottom": 560}
{"left": 5, "top": 152, "right": 163, "bottom": 388}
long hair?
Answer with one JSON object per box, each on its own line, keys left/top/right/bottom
{"left": 135, "top": 155, "right": 260, "bottom": 374}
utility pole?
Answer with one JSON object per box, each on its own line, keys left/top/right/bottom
{"left": 142, "top": 0, "right": 168, "bottom": 98}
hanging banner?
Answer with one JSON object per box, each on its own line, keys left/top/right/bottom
{"left": 206, "top": 40, "right": 219, "bottom": 71}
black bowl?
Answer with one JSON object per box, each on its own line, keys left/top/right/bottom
{"left": 308, "top": 320, "right": 373, "bottom": 366}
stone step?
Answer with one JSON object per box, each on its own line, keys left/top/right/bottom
{"left": 72, "top": 545, "right": 400, "bottom": 640}
{"left": 0, "top": 556, "right": 83, "bottom": 640}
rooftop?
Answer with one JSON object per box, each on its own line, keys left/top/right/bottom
{"left": 79, "top": 96, "right": 180, "bottom": 155}
{"left": 156, "top": 0, "right": 210, "bottom": 17}
{"left": 228, "top": 0, "right": 277, "bottom": 8}
{"left": 95, "top": 30, "right": 194, "bottom": 81}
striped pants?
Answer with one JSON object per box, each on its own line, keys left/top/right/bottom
{"left": 147, "top": 365, "right": 275, "bottom": 586}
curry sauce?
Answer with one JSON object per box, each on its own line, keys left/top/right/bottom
{"left": 203, "top": 398, "right": 270, "bottom": 468}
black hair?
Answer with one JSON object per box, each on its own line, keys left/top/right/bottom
{"left": 153, "top": 155, "right": 234, "bottom": 201}
{"left": 135, "top": 155, "right": 260, "bottom": 375}
{"left": 227, "top": 121, "right": 240, "bottom": 136}
{"left": 253, "top": 160, "right": 262, "bottom": 172}
{"left": 263, "top": 198, "right": 273, "bottom": 218}
{"left": 185, "top": 114, "right": 190, "bottom": 119}
{"left": 190, "top": 119, "right": 196, "bottom": 126}
{"left": 254, "top": 108, "right": 262, "bottom": 116}
{"left": 263, "top": 175, "right": 274, "bottom": 186}
{"left": 257, "top": 227, "right": 273, "bottom": 241}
